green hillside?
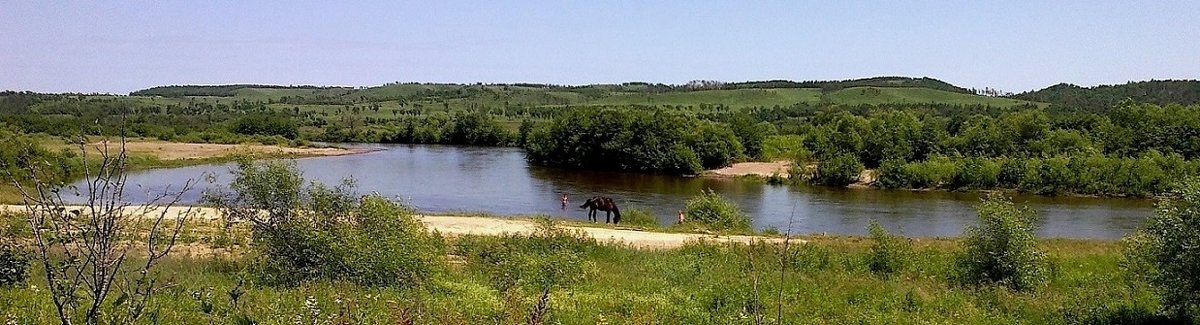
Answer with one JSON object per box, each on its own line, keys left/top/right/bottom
{"left": 126, "top": 76, "right": 1033, "bottom": 110}
{"left": 583, "top": 87, "right": 1034, "bottom": 108}
{"left": 826, "top": 87, "right": 1034, "bottom": 106}
{"left": 1011, "top": 80, "right": 1200, "bottom": 112}
{"left": 584, "top": 88, "right": 823, "bottom": 108}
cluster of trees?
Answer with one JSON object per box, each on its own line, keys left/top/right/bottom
{"left": 525, "top": 109, "right": 748, "bottom": 174}
{"left": 877, "top": 153, "right": 1200, "bottom": 197}
{"left": 316, "top": 110, "right": 511, "bottom": 146}
{"left": 1014, "top": 80, "right": 1200, "bottom": 112}
{"left": 772, "top": 102, "right": 1200, "bottom": 196}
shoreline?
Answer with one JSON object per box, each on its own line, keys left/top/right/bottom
{"left": 0, "top": 205, "right": 786, "bottom": 250}
{"left": 0, "top": 204, "right": 1120, "bottom": 245}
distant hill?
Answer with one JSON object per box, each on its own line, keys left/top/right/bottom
{"left": 719, "top": 76, "right": 972, "bottom": 94}
{"left": 124, "top": 76, "right": 1028, "bottom": 108}
{"left": 1011, "top": 80, "right": 1200, "bottom": 111}
{"left": 131, "top": 84, "right": 349, "bottom": 97}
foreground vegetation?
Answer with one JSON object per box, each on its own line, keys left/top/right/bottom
{"left": 2, "top": 152, "right": 1199, "bottom": 323}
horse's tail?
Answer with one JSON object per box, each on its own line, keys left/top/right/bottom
{"left": 612, "top": 206, "right": 621, "bottom": 224}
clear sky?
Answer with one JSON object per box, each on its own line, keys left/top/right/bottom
{"left": 2, "top": 1, "right": 1197, "bottom": 94}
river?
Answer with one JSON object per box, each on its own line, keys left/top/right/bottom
{"left": 84, "top": 144, "right": 1153, "bottom": 239}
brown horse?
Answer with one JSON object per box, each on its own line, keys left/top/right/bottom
{"left": 579, "top": 196, "right": 621, "bottom": 224}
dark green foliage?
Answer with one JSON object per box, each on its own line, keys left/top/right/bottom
{"left": 130, "top": 84, "right": 338, "bottom": 97}
{"left": 231, "top": 113, "right": 298, "bottom": 139}
{"left": 728, "top": 113, "right": 767, "bottom": 159}
{"left": 1124, "top": 177, "right": 1200, "bottom": 319}
{"left": 204, "top": 160, "right": 444, "bottom": 287}
{"left": 687, "top": 121, "right": 745, "bottom": 168}
{"left": 884, "top": 154, "right": 1199, "bottom": 197}
{"left": 815, "top": 153, "right": 864, "bottom": 186}
{"left": 0, "top": 242, "right": 30, "bottom": 286}
{"left": 1013, "top": 80, "right": 1200, "bottom": 112}
{"left": 866, "top": 221, "right": 912, "bottom": 276}
{"left": 956, "top": 194, "right": 1048, "bottom": 291}
{"left": 683, "top": 190, "right": 752, "bottom": 231}
{"left": 876, "top": 159, "right": 911, "bottom": 189}
{"left": 526, "top": 109, "right": 742, "bottom": 174}
{"left": 723, "top": 76, "right": 973, "bottom": 93}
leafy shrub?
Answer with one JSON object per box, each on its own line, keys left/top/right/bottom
{"left": 205, "top": 160, "right": 444, "bottom": 287}
{"left": 876, "top": 159, "right": 911, "bottom": 189}
{"left": 684, "top": 190, "right": 752, "bottom": 232}
{"left": 814, "top": 153, "right": 864, "bottom": 186}
{"left": 1124, "top": 177, "right": 1200, "bottom": 319}
{"left": 620, "top": 207, "right": 660, "bottom": 229}
{"left": 955, "top": 194, "right": 1048, "bottom": 291}
{"left": 0, "top": 242, "right": 30, "bottom": 286}
{"left": 865, "top": 221, "right": 912, "bottom": 276}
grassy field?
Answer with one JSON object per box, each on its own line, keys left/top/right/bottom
{"left": 0, "top": 231, "right": 1157, "bottom": 324}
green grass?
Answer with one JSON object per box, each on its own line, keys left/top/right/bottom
{"left": 0, "top": 235, "right": 1165, "bottom": 324}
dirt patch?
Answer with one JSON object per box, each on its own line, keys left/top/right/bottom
{"left": 419, "top": 215, "right": 788, "bottom": 249}
{"left": 94, "top": 141, "right": 378, "bottom": 161}
{"left": 707, "top": 161, "right": 792, "bottom": 177}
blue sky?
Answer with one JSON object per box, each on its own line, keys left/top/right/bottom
{"left": 2, "top": 1, "right": 1197, "bottom": 94}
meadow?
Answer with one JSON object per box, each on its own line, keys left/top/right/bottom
{"left": 0, "top": 220, "right": 1163, "bottom": 324}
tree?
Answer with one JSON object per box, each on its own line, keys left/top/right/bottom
{"left": 6, "top": 133, "right": 198, "bottom": 325}
{"left": 955, "top": 194, "right": 1047, "bottom": 291}
{"left": 815, "top": 153, "right": 864, "bottom": 186}
{"left": 729, "top": 113, "right": 767, "bottom": 159}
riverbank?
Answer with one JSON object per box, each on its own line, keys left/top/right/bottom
{"left": 0, "top": 205, "right": 783, "bottom": 250}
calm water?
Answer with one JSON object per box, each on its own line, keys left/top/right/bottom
{"left": 87, "top": 144, "right": 1154, "bottom": 239}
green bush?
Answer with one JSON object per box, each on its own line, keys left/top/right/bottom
{"left": 865, "top": 221, "right": 912, "bottom": 276}
{"left": 951, "top": 157, "right": 1000, "bottom": 189}
{"left": 955, "top": 194, "right": 1048, "bottom": 291}
{"left": 620, "top": 207, "right": 660, "bottom": 229}
{"left": 876, "top": 158, "right": 911, "bottom": 189}
{"left": 0, "top": 242, "right": 30, "bottom": 286}
{"left": 814, "top": 153, "right": 864, "bottom": 186}
{"left": 1124, "top": 177, "right": 1200, "bottom": 319}
{"left": 206, "top": 160, "right": 444, "bottom": 287}
{"left": 684, "top": 190, "right": 752, "bottom": 232}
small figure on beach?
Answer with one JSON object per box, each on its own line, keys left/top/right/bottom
{"left": 561, "top": 194, "right": 569, "bottom": 210}
{"left": 677, "top": 210, "right": 686, "bottom": 224}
